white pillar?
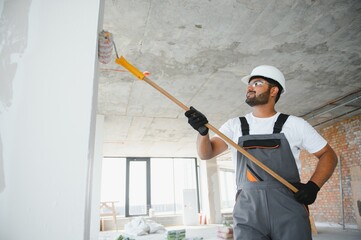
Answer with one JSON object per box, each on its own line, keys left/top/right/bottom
{"left": 200, "top": 158, "right": 222, "bottom": 224}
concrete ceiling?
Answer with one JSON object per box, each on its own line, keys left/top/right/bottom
{"left": 98, "top": 0, "right": 361, "bottom": 158}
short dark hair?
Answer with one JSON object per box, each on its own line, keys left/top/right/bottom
{"left": 250, "top": 76, "right": 283, "bottom": 103}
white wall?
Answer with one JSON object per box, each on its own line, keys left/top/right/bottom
{"left": 0, "top": 0, "right": 103, "bottom": 239}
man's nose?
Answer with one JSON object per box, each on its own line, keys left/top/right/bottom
{"left": 247, "top": 85, "right": 254, "bottom": 91}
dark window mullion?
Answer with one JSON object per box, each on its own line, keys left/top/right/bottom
{"left": 146, "top": 158, "right": 151, "bottom": 215}
{"left": 125, "top": 158, "right": 130, "bottom": 217}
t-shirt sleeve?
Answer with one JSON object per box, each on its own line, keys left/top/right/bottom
{"left": 216, "top": 119, "right": 236, "bottom": 149}
{"left": 300, "top": 119, "right": 327, "bottom": 153}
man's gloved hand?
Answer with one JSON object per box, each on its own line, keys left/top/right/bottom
{"left": 184, "top": 106, "right": 209, "bottom": 136}
{"left": 293, "top": 181, "right": 320, "bottom": 205}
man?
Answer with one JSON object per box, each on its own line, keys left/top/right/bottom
{"left": 185, "top": 65, "right": 337, "bottom": 240}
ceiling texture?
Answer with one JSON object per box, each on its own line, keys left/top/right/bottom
{"left": 98, "top": 0, "right": 361, "bottom": 158}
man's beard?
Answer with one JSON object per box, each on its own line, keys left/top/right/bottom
{"left": 245, "top": 89, "right": 271, "bottom": 107}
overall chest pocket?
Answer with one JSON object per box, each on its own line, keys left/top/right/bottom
{"left": 242, "top": 139, "right": 281, "bottom": 149}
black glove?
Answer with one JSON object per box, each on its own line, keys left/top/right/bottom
{"left": 184, "top": 106, "right": 209, "bottom": 136}
{"left": 293, "top": 181, "right": 320, "bottom": 205}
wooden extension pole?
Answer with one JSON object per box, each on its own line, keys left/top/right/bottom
{"left": 115, "top": 57, "right": 298, "bottom": 193}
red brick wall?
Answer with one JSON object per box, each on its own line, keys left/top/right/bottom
{"left": 300, "top": 114, "right": 361, "bottom": 227}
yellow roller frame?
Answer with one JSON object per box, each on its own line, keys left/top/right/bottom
{"left": 115, "top": 57, "right": 145, "bottom": 80}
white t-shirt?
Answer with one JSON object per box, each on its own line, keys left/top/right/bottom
{"left": 217, "top": 112, "right": 327, "bottom": 172}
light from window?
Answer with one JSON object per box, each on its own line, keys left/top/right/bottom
{"left": 100, "top": 157, "right": 126, "bottom": 216}
{"left": 219, "top": 168, "right": 236, "bottom": 210}
{"left": 151, "top": 158, "right": 198, "bottom": 215}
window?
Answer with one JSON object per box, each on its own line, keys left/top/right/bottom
{"left": 151, "top": 158, "right": 198, "bottom": 214}
{"left": 151, "top": 158, "right": 198, "bottom": 215}
{"left": 126, "top": 158, "right": 150, "bottom": 216}
{"left": 173, "top": 158, "right": 198, "bottom": 214}
{"left": 150, "top": 158, "right": 175, "bottom": 214}
{"left": 100, "top": 157, "right": 199, "bottom": 217}
{"left": 100, "top": 157, "right": 126, "bottom": 216}
{"left": 219, "top": 168, "right": 236, "bottom": 210}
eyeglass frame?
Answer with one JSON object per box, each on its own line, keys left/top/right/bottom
{"left": 247, "top": 79, "right": 275, "bottom": 88}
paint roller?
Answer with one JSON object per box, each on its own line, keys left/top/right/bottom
{"left": 98, "top": 30, "right": 298, "bottom": 193}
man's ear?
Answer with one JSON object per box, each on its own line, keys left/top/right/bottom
{"left": 270, "top": 86, "right": 279, "bottom": 97}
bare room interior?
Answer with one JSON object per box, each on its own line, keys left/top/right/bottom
{"left": 0, "top": 1, "right": 360, "bottom": 240}
{"left": 96, "top": 0, "right": 361, "bottom": 239}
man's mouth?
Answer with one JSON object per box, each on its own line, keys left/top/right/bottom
{"left": 246, "top": 91, "right": 256, "bottom": 98}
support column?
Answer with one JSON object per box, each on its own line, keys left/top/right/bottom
{"left": 200, "top": 158, "right": 222, "bottom": 224}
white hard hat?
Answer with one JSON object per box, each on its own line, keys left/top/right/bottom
{"left": 241, "top": 65, "right": 286, "bottom": 93}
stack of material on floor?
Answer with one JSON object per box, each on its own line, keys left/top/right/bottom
{"left": 217, "top": 226, "right": 233, "bottom": 239}
{"left": 124, "top": 217, "right": 166, "bottom": 236}
{"left": 165, "top": 229, "right": 186, "bottom": 240}
{"left": 115, "top": 235, "right": 134, "bottom": 240}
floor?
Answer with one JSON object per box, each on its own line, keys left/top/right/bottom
{"left": 99, "top": 225, "right": 217, "bottom": 240}
{"left": 99, "top": 224, "right": 361, "bottom": 240}
{"left": 313, "top": 227, "right": 361, "bottom": 240}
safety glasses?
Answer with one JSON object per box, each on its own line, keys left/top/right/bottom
{"left": 248, "top": 80, "right": 273, "bottom": 88}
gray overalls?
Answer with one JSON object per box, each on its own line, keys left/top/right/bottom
{"left": 233, "top": 114, "right": 312, "bottom": 240}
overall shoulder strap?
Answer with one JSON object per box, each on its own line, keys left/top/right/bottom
{"left": 273, "top": 113, "right": 290, "bottom": 133}
{"left": 239, "top": 117, "right": 250, "bottom": 136}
